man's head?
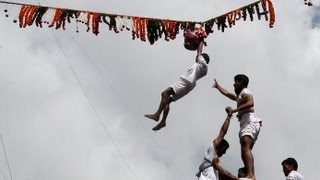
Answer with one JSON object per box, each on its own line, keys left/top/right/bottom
{"left": 201, "top": 53, "right": 210, "bottom": 64}
{"left": 216, "top": 139, "right": 229, "bottom": 157}
{"left": 233, "top": 74, "right": 249, "bottom": 95}
{"left": 238, "top": 167, "right": 247, "bottom": 178}
{"left": 281, "top": 157, "right": 298, "bottom": 176}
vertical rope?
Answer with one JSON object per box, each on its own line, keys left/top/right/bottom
{"left": 49, "top": 29, "right": 138, "bottom": 180}
{"left": 0, "top": 132, "right": 13, "bottom": 180}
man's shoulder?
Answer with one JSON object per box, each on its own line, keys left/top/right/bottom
{"left": 241, "top": 88, "right": 253, "bottom": 95}
{"left": 287, "top": 171, "right": 304, "bottom": 180}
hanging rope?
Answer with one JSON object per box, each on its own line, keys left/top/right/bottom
{"left": 48, "top": 28, "right": 138, "bottom": 180}
{"left": 0, "top": 132, "right": 13, "bottom": 180}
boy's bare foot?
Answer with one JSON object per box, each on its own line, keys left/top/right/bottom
{"left": 144, "top": 114, "right": 159, "bottom": 122}
{"left": 152, "top": 122, "right": 166, "bottom": 131}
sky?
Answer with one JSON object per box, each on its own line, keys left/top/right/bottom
{"left": 0, "top": 0, "right": 319, "bottom": 180}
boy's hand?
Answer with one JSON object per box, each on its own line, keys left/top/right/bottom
{"left": 225, "top": 106, "right": 233, "bottom": 115}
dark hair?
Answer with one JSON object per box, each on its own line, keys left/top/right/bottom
{"left": 234, "top": 74, "right": 249, "bottom": 87}
{"left": 282, "top": 158, "right": 298, "bottom": 170}
{"left": 201, "top": 53, "right": 210, "bottom": 64}
{"left": 238, "top": 167, "right": 247, "bottom": 178}
{"left": 238, "top": 167, "right": 247, "bottom": 174}
{"left": 220, "top": 139, "right": 229, "bottom": 149}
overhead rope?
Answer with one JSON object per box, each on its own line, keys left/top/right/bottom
{"left": 0, "top": 132, "right": 13, "bottom": 180}
{"left": 48, "top": 25, "right": 139, "bottom": 180}
{"left": 0, "top": 0, "right": 275, "bottom": 44}
{"left": 60, "top": 30, "right": 190, "bottom": 179}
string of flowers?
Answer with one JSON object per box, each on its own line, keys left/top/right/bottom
{"left": 1, "top": 0, "right": 275, "bottom": 44}
{"left": 263, "top": 0, "right": 276, "bottom": 28}
{"left": 86, "top": 12, "right": 100, "bottom": 35}
{"left": 162, "top": 20, "right": 179, "bottom": 41}
{"left": 304, "top": 0, "right": 313, "bottom": 6}
{"left": 204, "top": 0, "right": 275, "bottom": 36}
{"left": 19, "top": 5, "right": 38, "bottom": 28}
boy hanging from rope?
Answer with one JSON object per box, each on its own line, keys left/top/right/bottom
{"left": 145, "top": 33, "right": 209, "bottom": 131}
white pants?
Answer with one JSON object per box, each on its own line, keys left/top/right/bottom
{"left": 170, "top": 78, "right": 195, "bottom": 101}
{"left": 239, "top": 113, "right": 261, "bottom": 141}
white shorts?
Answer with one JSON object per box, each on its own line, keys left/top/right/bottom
{"left": 170, "top": 78, "right": 195, "bottom": 101}
{"left": 239, "top": 113, "right": 261, "bottom": 141}
{"left": 198, "top": 167, "right": 218, "bottom": 180}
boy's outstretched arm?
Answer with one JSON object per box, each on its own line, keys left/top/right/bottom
{"left": 197, "top": 41, "right": 204, "bottom": 56}
{"left": 212, "top": 79, "right": 237, "bottom": 101}
{"left": 214, "top": 114, "right": 232, "bottom": 146}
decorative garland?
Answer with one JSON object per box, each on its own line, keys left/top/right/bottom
{"left": 1, "top": 0, "right": 275, "bottom": 44}
{"left": 304, "top": 0, "right": 313, "bottom": 6}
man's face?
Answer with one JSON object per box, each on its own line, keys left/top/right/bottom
{"left": 233, "top": 80, "right": 244, "bottom": 95}
{"left": 282, "top": 163, "right": 293, "bottom": 176}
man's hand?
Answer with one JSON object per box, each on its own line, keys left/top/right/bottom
{"left": 212, "top": 79, "right": 219, "bottom": 89}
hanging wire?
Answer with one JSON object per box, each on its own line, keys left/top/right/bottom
{"left": 31, "top": 0, "right": 193, "bottom": 178}
{"left": 31, "top": 0, "right": 191, "bottom": 178}
{"left": 48, "top": 29, "right": 138, "bottom": 180}
{"left": 0, "top": 132, "right": 13, "bottom": 180}
{"left": 60, "top": 29, "right": 189, "bottom": 180}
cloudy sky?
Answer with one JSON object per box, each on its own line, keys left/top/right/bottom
{"left": 0, "top": 0, "right": 319, "bottom": 179}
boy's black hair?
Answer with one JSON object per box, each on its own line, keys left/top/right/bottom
{"left": 201, "top": 53, "right": 210, "bottom": 64}
{"left": 234, "top": 74, "right": 249, "bottom": 87}
{"left": 282, "top": 157, "right": 299, "bottom": 170}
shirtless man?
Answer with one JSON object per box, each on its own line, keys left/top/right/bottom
{"left": 213, "top": 75, "right": 262, "bottom": 180}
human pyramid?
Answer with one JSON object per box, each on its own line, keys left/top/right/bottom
{"left": 144, "top": 26, "right": 304, "bottom": 180}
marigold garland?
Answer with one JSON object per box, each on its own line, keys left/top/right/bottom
{"left": 263, "top": 0, "right": 275, "bottom": 28}
{"left": 163, "top": 20, "right": 179, "bottom": 41}
{"left": 304, "top": 0, "right": 313, "bottom": 6}
{"left": 86, "top": 12, "right": 100, "bottom": 35}
{"left": 34, "top": 7, "right": 49, "bottom": 28}
{"left": 147, "top": 20, "right": 165, "bottom": 44}
{"left": 19, "top": 5, "right": 38, "bottom": 28}
{"left": 2, "top": 0, "right": 276, "bottom": 44}
{"left": 48, "top": 8, "right": 64, "bottom": 29}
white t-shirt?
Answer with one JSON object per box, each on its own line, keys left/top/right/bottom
{"left": 180, "top": 54, "right": 208, "bottom": 85}
{"left": 286, "top": 171, "right": 304, "bottom": 180}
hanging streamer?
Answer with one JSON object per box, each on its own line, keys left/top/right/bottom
{"left": 0, "top": 0, "right": 276, "bottom": 44}
{"left": 304, "top": 0, "right": 313, "bottom": 6}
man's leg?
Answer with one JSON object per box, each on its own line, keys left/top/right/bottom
{"left": 240, "top": 135, "right": 255, "bottom": 180}
{"left": 152, "top": 102, "right": 171, "bottom": 131}
{"left": 145, "top": 87, "right": 174, "bottom": 122}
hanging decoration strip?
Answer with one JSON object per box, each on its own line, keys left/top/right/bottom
{"left": 304, "top": 0, "right": 313, "bottom": 6}
{"left": 0, "top": 0, "right": 275, "bottom": 44}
